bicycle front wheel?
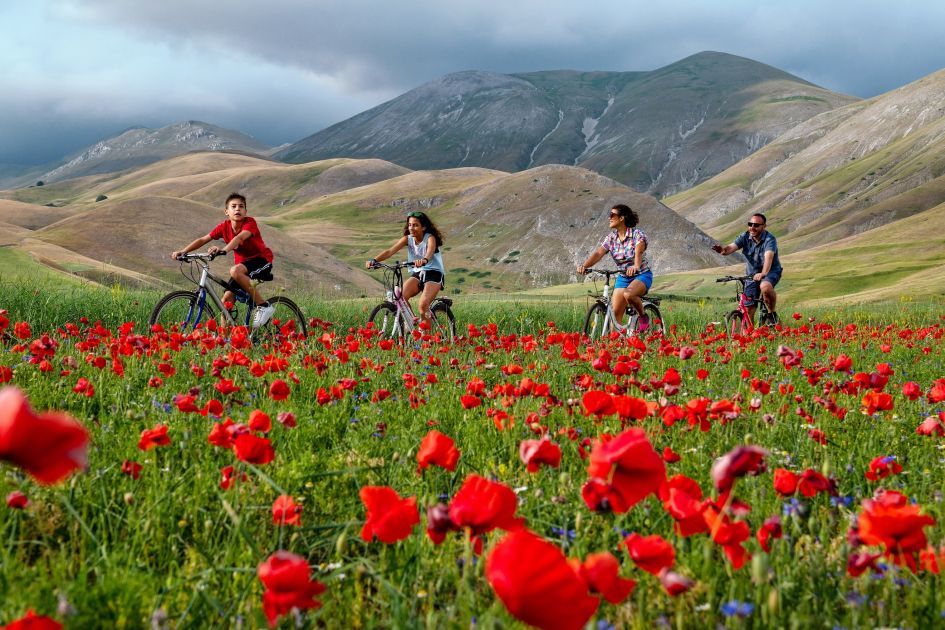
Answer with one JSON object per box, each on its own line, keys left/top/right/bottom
{"left": 252, "top": 296, "right": 308, "bottom": 342}
{"left": 642, "top": 302, "right": 666, "bottom": 335}
{"left": 368, "top": 301, "right": 404, "bottom": 341}
{"left": 149, "top": 290, "right": 217, "bottom": 333}
{"left": 430, "top": 301, "right": 456, "bottom": 342}
{"left": 583, "top": 301, "right": 609, "bottom": 338}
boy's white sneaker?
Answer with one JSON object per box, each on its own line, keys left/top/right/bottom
{"left": 253, "top": 304, "right": 275, "bottom": 328}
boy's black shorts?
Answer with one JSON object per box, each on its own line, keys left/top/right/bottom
{"left": 227, "top": 257, "right": 273, "bottom": 292}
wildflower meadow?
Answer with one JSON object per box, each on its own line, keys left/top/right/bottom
{"left": 2, "top": 283, "right": 945, "bottom": 629}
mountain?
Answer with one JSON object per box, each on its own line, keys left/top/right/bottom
{"left": 265, "top": 163, "right": 727, "bottom": 292}
{"left": 665, "top": 66, "right": 945, "bottom": 253}
{"left": 1, "top": 152, "right": 724, "bottom": 293}
{"left": 36, "top": 121, "right": 270, "bottom": 185}
{"left": 277, "top": 52, "right": 857, "bottom": 197}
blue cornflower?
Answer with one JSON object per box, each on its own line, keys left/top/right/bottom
{"left": 830, "top": 495, "right": 854, "bottom": 508}
{"left": 783, "top": 497, "right": 801, "bottom": 517}
{"left": 845, "top": 592, "right": 866, "bottom": 607}
{"left": 720, "top": 601, "right": 754, "bottom": 618}
{"left": 597, "top": 620, "right": 616, "bottom": 630}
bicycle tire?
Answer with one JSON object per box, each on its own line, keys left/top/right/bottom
{"left": 641, "top": 302, "right": 666, "bottom": 335}
{"left": 148, "top": 290, "right": 217, "bottom": 333}
{"left": 430, "top": 301, "right": 456, "bottom": 342}
{"left": 583, "top": 301, "right": 609, "bottom": 338}
{"left": 724, "top": 309, "right": 751, "bottom": 338}
{"left": 368, "top": 301, "right": 405, "bottom": 341}
{"left": 251, "top": 296, "right": 308, "bottom": 341}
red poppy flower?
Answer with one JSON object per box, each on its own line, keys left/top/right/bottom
{"left": 865, "top": 456, "right": 903, "bottom": 481}
{"left": 214, "top": 378, "right": 240, "bottom": 395}
{"left": 658, "top": 568, "right": 695, "bottom": 596}
{"left": 257, "top": 550, "right": 325, "bottom": 628}
{"left": 847, "top": 551, "right": 883, "bottom": 577}
{"left": 625, "top": 533, "right": 675, "bottom": 575}
{"left": 174, "top": 394, "right": 200, "bottom": 413}
{"left": 486, "top": 529, "right": 599, "bottom": 630}
{"left": 660, "top": 475, "right": 708, "bottom": 537}
{"left": 612, "top": 395, "right": 650, "bottom": 421}
{"left": 772, "top": 468, "right": 798, "bottom": 495}
{"left": 710, "top": 445, "right": 767, "bottom": 492}
{"left": 1, "top": 609, "right": 62, "bottom": 629}
{"left": 586, "top": 428, "right": 665, "bottom": 513}
{"left": 200, "top": 399, "right": 224, "bottom": 417}
{"left": 929, "top": 379, "right": 945, "bottom": 403}
{"left": 460, "top": 395, "right": 482, "bottom": 410}
{"left": 219, "top": 465, "right": 246, "bottom": 490}
{"left": 756, "top": 516, "right": 782, "bottom": 552}
{"left": 248, "top": 410, "right": 272, "bottom": 433}
{"left": 0, "top": 387, "right": 88, "bottom": 485}
{"left": 234, "top": 434, "right": 275, "bottom": 465}
{"left": 272, "top": 495, "right": 303, "bottom": 527}
{"left": 662, "top": 447, "right": 681, "bottom": 463}
{"left": 121, "top": 460, "right": 143, "bottom": 480}
{"left": 797, "top": 469, "right": 836, "bottom": 497}
{"left": 137, "top": 425, "right": 171, "bottom": 451}
{"left": 702, "top": 502, "right": 752, "bottom": 569}
{"left": 902, "top": 381, "right": 922, "bottom": 401}
{"left": 833, "top": 354, "right": 853, "bottom": 372}
{"left": 857, "top": 496, "right": 936, "bottom": 556}
{"left": 6, "top": 490, "right": 28, "bottom": 509}
{"left": 13, "top": 321, "right": 31, "bottom": 339}
{"left": 862, "top": 391, "right": 893, "bottom": 414}
{"left": 269, "top": 379, "right": 291, "bottom": 401}
{"left": 416, "top": 430, "right": 461, "bottom": 473}
{"left": 276, "top": 411, "right": 297, "bottom": 428}
{"left": 575, "top": 551, "right": 636, "bottom": 604}
{"left": 582, "top": 390, "right": 616, "bottom": 418}
{"left": 359, "top": 485, "right": 420, "bottom": 544}
{"left": 448, "top": 474, "right": 524, "bottom": 536}
{"left": 519, "top": 439, "right": 561, "bottom": 472}
{"left": 917, "top": 415, "right": 945, "bottom": 437}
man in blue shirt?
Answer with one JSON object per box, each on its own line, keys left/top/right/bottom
{"left": 712, "top": 213, "right": 782, "bottom": 324}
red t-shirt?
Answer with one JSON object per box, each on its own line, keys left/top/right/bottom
{"left": 208, "top": 216, "right": 273, "bottom": 264}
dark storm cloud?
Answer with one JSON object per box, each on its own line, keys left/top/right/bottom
{"left": 5, "top": 0, "right": 945, "bottom": 167}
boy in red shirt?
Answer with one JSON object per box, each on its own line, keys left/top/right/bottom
{"left": 170, "top": 192, "right": 275, "bottom": 327}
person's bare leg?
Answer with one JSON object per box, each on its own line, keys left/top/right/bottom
{"left": 418, "top": 283, "right": 441, "bottom": 327}
{"left": 611, "top": 289, "right": 629, "bottom": 324}
{"left": 230, "top": 264, "right": 266, "bottom": 306}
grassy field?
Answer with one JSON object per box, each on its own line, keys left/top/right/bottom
{"left": 2, "top": 279, "right": 945, "bottom": 628}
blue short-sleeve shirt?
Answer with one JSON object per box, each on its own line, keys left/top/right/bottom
{"left": 734, "top": 230, "right": 782, "bottom": 276}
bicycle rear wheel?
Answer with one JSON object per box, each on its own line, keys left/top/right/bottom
{"left": 368, "top": 301, "right": 404, "bottom": 341}
{"left": 583, "top": 301, "right": 609, "bottom": 338}
{"left": 724, "top": 309, "right": 751, "bottom": 337}
{"left": 149, "top": 290, "right": 217, "bottom": 333}
{"left": 430, "top": 301, "right": 456, "bottom": 342}
{"left": 252, "top": 296, "right": 308, "bottom": 342}
{"left": 640, "top": 302, "right": 666, "bottom": 335}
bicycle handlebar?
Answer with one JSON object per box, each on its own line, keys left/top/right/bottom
{"left": 176, "top": 251, "right": 226, "bottom": 262}
{"left": 716, "top": 275, "right": 752, "bottom": 283}
{"left": 582, "top": 268, "right": 624, "bottom": 277}
{"left": 368, "top": 260, "right": 414, "bottom": 270}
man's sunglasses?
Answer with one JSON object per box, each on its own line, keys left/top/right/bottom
{"left": 747, "top": 221, "right": 764, "bottom": 227}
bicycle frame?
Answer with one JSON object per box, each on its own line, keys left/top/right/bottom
{"left": 583, "top": 268, "right": 656, "bottom": 337}
{"left": 178, "top": 253, "right": 255, "bottom": 327}
{"left": 717, "top": 275, "right": 773, "bottom": 332}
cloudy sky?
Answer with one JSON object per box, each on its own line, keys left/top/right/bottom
{"left": 4, "top": 0, "right": 945, "bottom": 165}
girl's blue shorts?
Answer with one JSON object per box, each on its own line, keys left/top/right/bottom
{"left": 615, "top": 269, "right": 653, "bottom": 290}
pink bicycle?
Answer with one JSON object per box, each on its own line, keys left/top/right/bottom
{"left": 717, "top": 275, "right": 779, "bottom": 336}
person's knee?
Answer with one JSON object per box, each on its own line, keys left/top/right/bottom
{"left": 230, "top": 264, "right": 248, "bottom": 279}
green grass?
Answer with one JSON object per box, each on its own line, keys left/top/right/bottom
{"left": 2, "top": 281, "right": 945, "bottom": 628}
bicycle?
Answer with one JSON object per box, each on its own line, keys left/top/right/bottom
{"left": 149, "top": 252, "right": 308, "bottom": 341}
{"left": 367, "top": 260, "right": 456, "bottom": 342}
{"left": 716, "top": 275, "right": 779, "bottom": 336}
{"left": 581, "top": 268, "right": 666, "bottom": 338}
